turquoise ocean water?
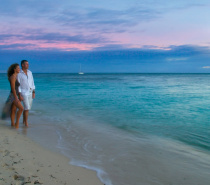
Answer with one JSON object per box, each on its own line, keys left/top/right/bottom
{"left": 1, "top": 73, "right": 210, "bottom": 185}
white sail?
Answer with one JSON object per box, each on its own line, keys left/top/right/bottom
{"left": 79, "top": 64, "right": 84, "bottom": 74}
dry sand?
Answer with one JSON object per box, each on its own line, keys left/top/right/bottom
{"left": 0, "top": 121, "right": 104, "bottom": 185}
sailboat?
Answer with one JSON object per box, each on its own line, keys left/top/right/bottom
{"left": 78, "top": 64, "right": 84, "bottom": 75}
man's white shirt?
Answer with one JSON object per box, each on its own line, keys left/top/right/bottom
{"left": 17, "top": 69, "right": 35, "bottom": 95}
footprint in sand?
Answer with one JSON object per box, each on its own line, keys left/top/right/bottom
{"left": 13, "top": 174, "right": 25, "bottom": 181}
{"left": 34, "top": 180, "right": 43, "bottom": 184}
{"left": 3, "top": 150, "right": 10, "bottom": 157}
{"left": 2, "top": 163, "right": 9, "bottom": 167}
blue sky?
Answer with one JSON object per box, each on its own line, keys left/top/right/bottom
{"left": 0, "top": 0, "right": 210, "bottom": 73}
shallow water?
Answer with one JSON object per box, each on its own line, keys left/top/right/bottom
{"left": 1, "top": 73, "right": 210, "bottom": 185}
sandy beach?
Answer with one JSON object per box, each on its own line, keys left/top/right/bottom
{"left": 0, "top": 121, "right": 103, "bottom": 185}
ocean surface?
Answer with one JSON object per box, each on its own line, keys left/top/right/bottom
{"left": 1, "top": 73, "right": 210, "bottom": 185}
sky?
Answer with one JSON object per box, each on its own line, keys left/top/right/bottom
{"left": 0, "top": 0, "right": 210, "bottom": 73}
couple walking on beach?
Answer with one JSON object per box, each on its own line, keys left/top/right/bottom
{"left": 2, "top": 60, "right": 35, "bottom": 129}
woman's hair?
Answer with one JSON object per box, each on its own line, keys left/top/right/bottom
{"left": 7, "top": 63, "right": 19, "bottom": 80}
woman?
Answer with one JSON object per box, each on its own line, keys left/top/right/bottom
{"left": 2, "top": 63, "right": 24, "bottom": 128}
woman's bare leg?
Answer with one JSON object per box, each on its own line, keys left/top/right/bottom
{"left": 12, "top": 101, "right": 24, "bottom": 129}
{"left": 11, "top": 103, "right": 17, "bottom": 127}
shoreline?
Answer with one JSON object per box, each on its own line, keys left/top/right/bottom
{"left": 0, "top": 121, "right": 104, "bottom": 185}
{"left": 1, "top": 118, "right": 210, "bottom": 185}
{"left": 24, "top": 115, "right": 210, "bottom": 185}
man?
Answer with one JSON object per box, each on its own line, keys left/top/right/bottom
{"left": 17, "top": 60, "right": 35, "bottom": 127}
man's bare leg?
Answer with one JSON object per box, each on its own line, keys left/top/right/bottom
{"left": 23, "top": 110, "right": 29, "bottom": 127}
{"left": 23, "top": 112, "right": 25, "bottom": 124}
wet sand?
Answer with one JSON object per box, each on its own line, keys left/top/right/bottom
{"left": 1, "top": 119, "right": 210, "bottom": 185}
{"left": 0, "top": 122, "right": 103, "bottom": 185}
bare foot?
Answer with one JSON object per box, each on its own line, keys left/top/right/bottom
{"left": 25, "top": 123, "right": 29, "bottom": 127}
{"left": 15, "top": 122, "right": 19, "bottom": 129}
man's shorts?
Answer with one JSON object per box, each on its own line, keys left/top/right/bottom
{"left": 22, "top": 93, "right": 33, "bottom": 110}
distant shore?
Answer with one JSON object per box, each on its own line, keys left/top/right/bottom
{"left": 0, "top": 121, "right": 103, "bottom": 185}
